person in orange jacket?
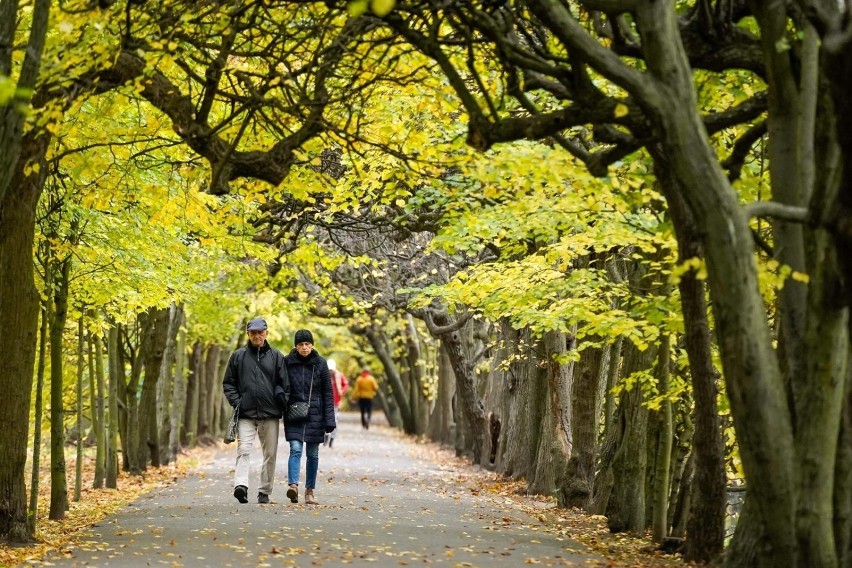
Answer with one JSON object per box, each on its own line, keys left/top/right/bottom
{"left": 350, "top": 369, "right": 379, "bottom": 429}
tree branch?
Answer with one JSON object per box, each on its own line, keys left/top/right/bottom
{"left": 744, "top": 201, "right": 809, "bottom": 223}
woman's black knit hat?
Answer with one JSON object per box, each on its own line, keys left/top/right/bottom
{"left": 294, "top": 329, "right": 314, "bottom": 345}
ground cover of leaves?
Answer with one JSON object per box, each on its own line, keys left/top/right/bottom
{"left": 0, "top": 445, "right": 214, "bottom": 567}
{"left": 400, "top": 432, "right": 695, "bottom": 568}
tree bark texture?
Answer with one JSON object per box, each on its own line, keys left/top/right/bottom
{"left": 427, "top": 344, "right": 455, "bottom": 446}
{"left": 48, "top": 255, "right": 70, "bottom": 520}
{"left": 658, "top": 170, "right": 726, "bottom": 562}
{"left": 0, "top": 134, "right": 46, "bottom": 540}
{"left": 495, "top": 327, "right": 537, "bottom": 479}
{"left": 157, "top": 303, "right": 180, "bottom": 463}
{"left": 169, "top": 328, "right": 188, "bottom": 462}
{"left": 28, "top": 294, "right": 50, "bottom": 533}
{"left": 606, "top": 341, "right": 656, "bottom": 533}
{"left": 183, "top": 341, "right": 202, "bottom": 448}
{"left": 560, "top": 340, "right": 606, "bottom": 510}
{"left": 106, "top": 325, "right": 120, "bottom": 488}
{"left": 93, "top": 329, "right": 107, "bottom": 487}
{"left": 432, "top": 313, "right": 486, "bottom": 463}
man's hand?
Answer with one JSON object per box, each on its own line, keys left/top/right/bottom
{"left": 325, "top": 426, "right": 336, "bottom": 434}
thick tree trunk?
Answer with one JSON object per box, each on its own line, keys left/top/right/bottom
{"left": 157, "top": 303, "right": 180, "bottom": 463}
{"left": 432, "top": 312, "right": 486, "bottom": 463}
{"left": 621, "top": 5, "right": 797, "bottom": 561}
{"left": 137, "top": 307, "right": 170, "bottom": 467}
{"left": 560, "top": 340, "right": 605, "bottom": 510}
{"left": 0, "top": 0, "right": 52, "bottom": 539}
{"left": 528, "top": 331, "right": 568, "bottom": 495}
{"left": 497, "top": 327, "right": 538, "bottom": 478}
{"left": 0, "top": 136, "right": 47, "bottom": 541}
{"left": 658, "top": 176, "right": 726, "bottom": 562}
{"left": 606, "top": 341, "right": 655, "bottom": 533}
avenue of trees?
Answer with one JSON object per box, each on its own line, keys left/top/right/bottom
{"left": 2, "top": 1, "right": 851, "bottom": 567}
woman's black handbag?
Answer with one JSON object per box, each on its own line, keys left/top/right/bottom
{"left": 287, "top": 401, "right": 309, "bottom": 422}
{"left": 287, "top": 367, "right": 314, "bottom": 423}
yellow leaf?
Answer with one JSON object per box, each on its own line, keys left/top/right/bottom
{"left": 371, "top": 0, "right": 396, "bottom": 17}
{"left": 614, "top": 103, "right": 629, "bottom": 118}
{"left": 791, "top": 271, "right": 810, "bottom": 283}
{"left": 348, "top": 0, "right": 368, "bottom": 16}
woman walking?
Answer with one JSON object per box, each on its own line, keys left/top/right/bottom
{"left": 281, "top": 329, "right": 335, "bottom": 505}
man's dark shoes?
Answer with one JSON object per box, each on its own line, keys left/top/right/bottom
{"left": 233, "top": 485, "right": 248, "bottom": 503}
{"left": 258, "top": 492, "right": 269, "bottom": 504}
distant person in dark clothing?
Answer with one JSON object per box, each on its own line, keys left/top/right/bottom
{"left": 281, "top": 329, "right": 335, "bottom": 505}
{"left": 222, "top": 317, "right": 289, "bottom": 504}
{"left": 351, "top": 369, "right": 379, "bottom": 429}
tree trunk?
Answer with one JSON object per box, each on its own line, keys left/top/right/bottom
{"left": 405, "top": 314, "right": 428, "bottom": 436}
{"left": 496, "top": 327, "right": 537, "bottom": 478}
{"left": 656, "top": 177, "right": 727, "bottom": 562}
{"left": 157, "top": 303, "right": 180, "bottom": 464}
{"left": 670, "top": 449, "right": 694, "bottom": 539}
{"left": 0, "top": 135, "right": 47, "bottom": 541}
{"left": 28, "top": 289, "right": 50, "bottom": 534}
{"left": 137, "top": 307, "right": 170, "bottom": 468}
{"left": 528, "top": 330, "right": 570, "bottom": 496}
{"left": 203, "top": 343, "right": 221, "bottom": 442}
{"left": 125, "top": 320, "right": 143, "bottom": 475}
{"left": 0, "top": 0, "right": 51, "bottom": 539}
{"left": 427, "top": 344, "right": 455, "bottom": 446}
{"left": 652, "top": 335, "right": 673, "bottom": 542}
{"left": 92, "top": 325, "right": 107, "bottom": 488}
{"left": 560, "top": 339, "right": 606, "bottom": 510}
{"left": 75, "top": 317, "right": 85, "bottom": 501}
{"left": 183, "top": 341, "right": 202, "bottom": 448}
{"left": 169, "top": 327, "right": 188, "bottom": 462}
{"left": 607, "top": 340, "right": 655, "bottom": 533}
{"left": 432, "top": 312, "right": 486, "bottom": 463}
{"left": 49, "top": 255, "right": 70, "bottom": 520}
{"left": 106, "top": 324, "right": 120, "bottom": 488}
{"left": 834, "top": 370, "right": 852, "bottom": 566}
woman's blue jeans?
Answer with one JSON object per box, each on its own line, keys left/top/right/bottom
{"left": 288, "top": 440, "right": 320, "bottom": 489}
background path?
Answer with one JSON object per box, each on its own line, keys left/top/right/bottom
{"left": 34, "top": 412, "right": 598, "bottom": 567}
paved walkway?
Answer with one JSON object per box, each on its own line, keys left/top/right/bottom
{"left": 34, "top": 412, "right": 598, "bottom": 567}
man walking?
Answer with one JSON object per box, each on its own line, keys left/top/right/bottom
{"left": 223, "top": 317, "right": 289, "bottom": 504}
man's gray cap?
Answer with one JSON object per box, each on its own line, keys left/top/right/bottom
{"left": 246, "top": 317, "right": 268, "bottom": 332}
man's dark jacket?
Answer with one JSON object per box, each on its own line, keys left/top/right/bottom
{"left": 223, "top": 341, "right": 289, "bottom": 420}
